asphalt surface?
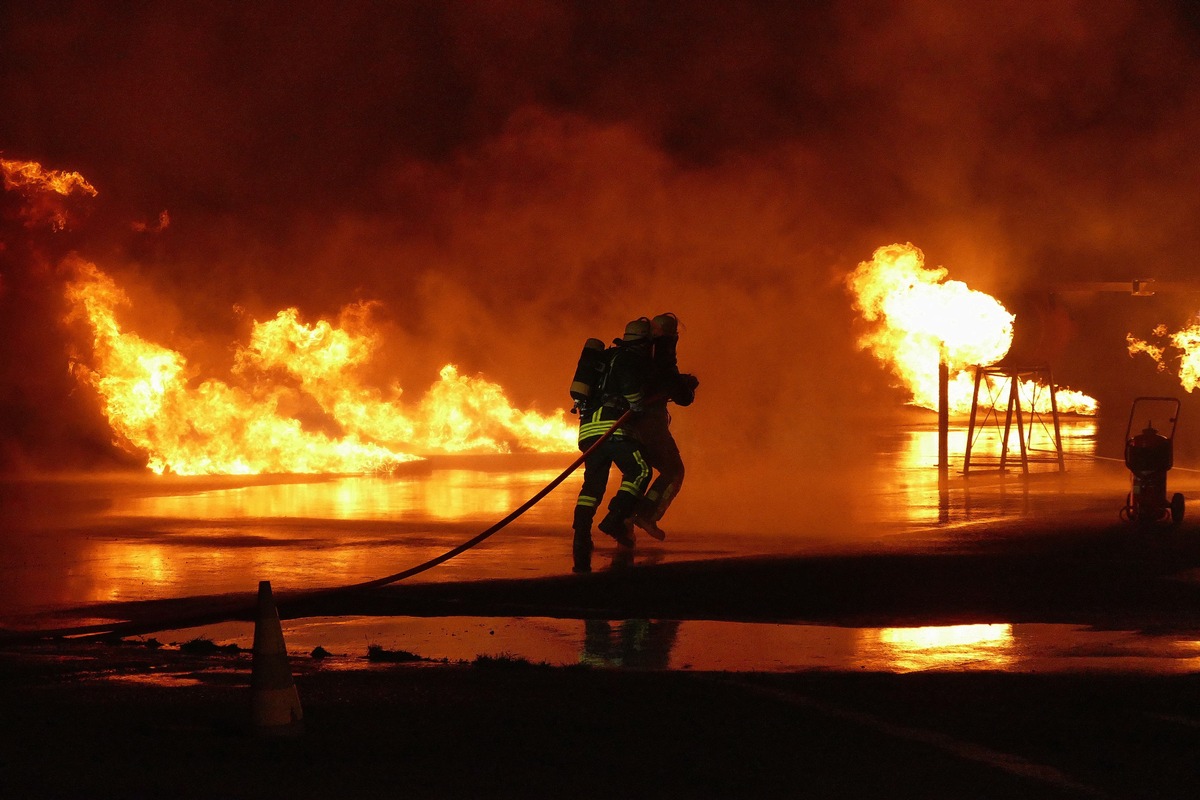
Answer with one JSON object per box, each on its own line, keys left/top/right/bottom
{"left": 3, "top": 643, "right": 1199, "bottom": 799}
{"left": 4, "top": 452, "right": 1200, "bottom": 797}
{"left": 4, "top": 508, "right": 1200, "bottom": 798}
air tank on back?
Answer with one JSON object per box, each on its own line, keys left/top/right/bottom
{"left": 570, "top": 338, "right": 608, "bottom": 412}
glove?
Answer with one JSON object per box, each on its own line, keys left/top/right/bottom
{"left": 672, "top": 374, "right": 699, "bottom": 406}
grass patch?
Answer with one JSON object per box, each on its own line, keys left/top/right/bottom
{"left": 471, "top": 652, "right": 550, "bottom": 669}
{"left": 178, "top": 638, "right": 240, "bottom": 656}
{"left": 366, "top": 644, "right": 425, "bottom": 663}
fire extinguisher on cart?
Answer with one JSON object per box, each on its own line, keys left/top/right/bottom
{"left": 1120, "top": 396, "right": 1185, "bottom": 526}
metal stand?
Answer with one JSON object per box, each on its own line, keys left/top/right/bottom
{"left": 963, "top": 363, "right": 1065, "bottom": 476}
{"left": 938, "top": 351, "right": 949, "bottom": 486}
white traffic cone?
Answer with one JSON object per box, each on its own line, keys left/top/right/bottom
{"left": 250, "top": 580, "right": 303, "bottom": 736}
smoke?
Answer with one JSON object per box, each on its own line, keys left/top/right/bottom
{"left": 3, "top": 1, "right": 1200, "bottom": 517}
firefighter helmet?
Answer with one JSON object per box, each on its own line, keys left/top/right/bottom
{"left": 651, "top": 313, "right": 678, "bottom": 337}
{"left": 623, "top": 318, "right": 652, "bottom": 342}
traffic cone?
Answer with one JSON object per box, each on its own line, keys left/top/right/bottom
{"left": 250, "top": 580, "right": 303, "bottom": 736}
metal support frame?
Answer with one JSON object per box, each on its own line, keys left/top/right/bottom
{"left": 938, "top": 351, "right": 949, "bottom": 485}
{"left": 963, "top": 363, "right": 1065, "bottom": 476}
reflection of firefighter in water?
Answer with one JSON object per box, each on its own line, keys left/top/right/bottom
{"left": 571, "top": 319, "right": 655, "bottom": 572}
{"left": 581, "top": 619, "right": 681, "bottom": 669}
{"left": 629, "top": 313, "right": 699, "bottom": 540}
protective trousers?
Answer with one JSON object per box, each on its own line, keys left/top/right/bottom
{"left": 630, "top": 405, "right": 684, "bottom": 522}
{"left": 573, "top": 436, "right": 652, "bottom": 538}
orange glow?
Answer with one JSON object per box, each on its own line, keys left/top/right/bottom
{"left": 848, "top": 243, "right": 1097, "bottom": 415}
{"left": 64, "top": 258, "right": 575, "bottom": 475}
{"left": 1128, "top": 320, "right": 1200, "bottom": 393}
{"left": 871, "top": 623, "right": 1014, "bottom": 671}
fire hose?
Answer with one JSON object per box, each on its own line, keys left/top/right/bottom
{"left": 1, "top": 402, "right": 646, "bottom": 644}
{"left": 330, "top": 401, "right": 649, "bottom": 592}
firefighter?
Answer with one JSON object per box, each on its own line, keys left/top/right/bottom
{"left": 629, "top": 312, "right": 698, "bottom": 540}
{"left": 571, "top": 318, "right": 655, "bottom": 572}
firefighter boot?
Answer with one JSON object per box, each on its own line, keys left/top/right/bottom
{"left": 598, "top": 514, "right": 635, "bottom": 548}
{"left": 630, "top": 496, "right": 666, "bottom": 541}
{"left": 572, "top": 529, "right": 593, "bottom": 573}
{"left": 630, "top": 512, "right": 666, "bottom": 541}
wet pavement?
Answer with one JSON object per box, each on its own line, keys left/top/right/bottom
{"left": 5, "top": 418, "right": 1200, "bottom": 799}
{"left": 3, "top": 417, "right": 1200, "bottom": 674}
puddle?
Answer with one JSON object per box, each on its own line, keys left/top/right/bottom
{"left": 147, "top": 616, "right": 1200, "bottom": 674}
{"left": 103, "top": 672, "right": 211, "bottom": 687}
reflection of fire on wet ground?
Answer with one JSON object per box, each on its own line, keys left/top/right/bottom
{"left": 6, "top": 456, "right": 1200, "bottom": 676}
{"left": 12, "top": 618, "right": 1200, "bottom": 680}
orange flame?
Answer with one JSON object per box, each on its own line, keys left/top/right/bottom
{"left": 1128, "top": 320, "right": 1200, "bottom": 393}
{"left": 1, "top": 156, "right": 98, "bottom": 230}
{"left": 64, "top": 258, "right": 575, "bottom": 475}
{"left": 847, "top": 243, "right": 1097, "bottom": 415}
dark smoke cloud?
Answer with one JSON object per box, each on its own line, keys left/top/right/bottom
{"left": 3, "top": 1, "right": 1200, "bottom": 511}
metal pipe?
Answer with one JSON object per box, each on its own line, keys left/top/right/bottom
{"left": 939, "top": 348, "right": 949, "bottom": 484}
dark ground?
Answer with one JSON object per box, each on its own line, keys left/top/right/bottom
{"left": 2, "top": 645, "right": 1199, "bottom": 799}
{"left": 4, "top": 516, "right": 1200, "bottom": 798}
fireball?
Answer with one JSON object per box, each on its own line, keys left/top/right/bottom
{"left": 847, "top": 243, "right": 1096, "bottom": 415}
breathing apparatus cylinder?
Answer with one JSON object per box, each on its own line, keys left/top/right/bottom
{"left": 570, "top": 338, "right": 608, "bottom": 412}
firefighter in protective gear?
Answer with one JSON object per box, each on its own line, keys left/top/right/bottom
{"left": 628, "top": 312, "right": 698, "bottom": 540}
{"left": 571, "top": 318, "right": 655, "bottom": 572}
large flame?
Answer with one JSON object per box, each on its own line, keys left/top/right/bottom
{"left": 847, "top": 243, "right": 1097, "bottom": 415}
{"left": 64, "top": 258, "right": 575, "bottom": 475}
{"left": 1128, "top": 319, "right": 1200, "bottom": 392}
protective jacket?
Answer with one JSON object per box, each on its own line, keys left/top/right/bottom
{"left": 577, "top": 342, "right": 652, "bottom": 447}
{"left": 644, "top": 333, "right": 698, "bottom": 407}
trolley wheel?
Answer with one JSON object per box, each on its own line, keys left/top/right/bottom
{"left": 1171, "top": 493, "right": 1185, "bottom": 526}
{"left": 1120, "top": 492, "right": 1134, "bottom": 523}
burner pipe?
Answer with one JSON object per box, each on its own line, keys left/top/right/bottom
{"left": 939, "top": 346, "right": 949, "bottom": 483}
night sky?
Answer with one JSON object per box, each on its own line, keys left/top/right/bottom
{"left": 4, "top": 0, "right": 1200, "bottom": 480}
